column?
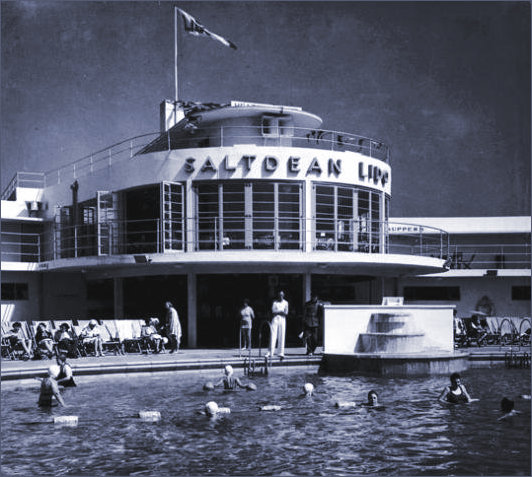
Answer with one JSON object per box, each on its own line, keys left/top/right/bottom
{"left": 304, "top": 182, "right": 313, "bottom": 252}
{"left": 114, "top": 277, "right": 124, "bottom": 319}
{"left": 186, "top": 180, "right": 195, "bottom": 252}
{"left": 303, "top": 271, "right": 311, "bottom": 302}
{"left": 187, "top": 272, "right": 197, "bottom": 348}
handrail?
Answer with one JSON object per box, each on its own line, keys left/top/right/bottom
{"left": 257, "top": 319, "right": 272, "bottom": 358}
{"left": 7, "top": 123, "right": 392, "bottom": 191}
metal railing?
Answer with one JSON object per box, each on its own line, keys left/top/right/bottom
{"left": 5, "top": 125, "right": 390, "bottom": 191}
{"left": 1, "top": 172, "right": 45, "bottom": 200}
{"left": 12, "top": 217, "right": 447, "bottom": 262}
{"left": 0, "top": 231, "right": 41, "bottom": 262}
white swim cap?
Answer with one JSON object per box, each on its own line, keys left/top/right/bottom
{"left": 48, "top": 365, "right": 60, "bottom": 378}
{"left": 162, "top": 337, "right": 169, "bottom": 344}
{"left": 205, "top": 401, "right": 218, "bottom": 416}
{"left": 304, "top": 383, "right": 314, "bottom": 395}
{"left": 89, "top": 319, "right": 98, "bottom": 326}
{"left": 224, "top": 365, "right": 233, "bottom": 375}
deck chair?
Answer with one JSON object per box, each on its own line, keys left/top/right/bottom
{"left": 462, "top": 318, "right": 487, "bottom": 347}
{"left": 498, "top": 317, "right": 519, "bottom": 346}
{"left": 139, "top": 318, "right": 166, "bottom": 354}
{"left": 99, "top": 320, "right": 124, "bottom": 355}
{"left": 115, "top": 320, "right": 143, "bottom": 353}
{"left": 30, "top": 321, "right": 58, "bottom": 359}
{"left": 5, "top": 321, "right": 34, "bottom": 359}
{"left": 519, "top": 318, "right": 531, "bottom": 347}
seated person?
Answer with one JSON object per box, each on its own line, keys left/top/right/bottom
{"left": 80, "top": 320, "right": 104, "bottom": 357}
{"left": 141, "top": 318, "right": 163, "bottom": 353}
{"left": 213, "top": 365, "right": 248, "bottom": 390}
{"left": 54, "top": 323, "right": 78, "bottom": 358}
{"left": 55, "top": 353, "right": 77, "bottom": 387}
{"left": 38, "top": 365, "right": 66, "bottom": 407}
{"left": 7, "top": 322, "right": 33, "bottom": 359}
{"left": 35, "top": 322, "right": 55, "bottom": 359}
{"left": 470, "top": 315, "right": 488, "bottom": 345}
{"left": 438, "top": 372, "right": 473, "bottom": 404}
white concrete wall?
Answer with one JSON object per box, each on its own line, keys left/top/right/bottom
{"left": 397, "top": 276, "right": 531, "bottom": 318}
{"left": 40, "top": 146, "right": 391, "bottom": 213}
{"left": 323, "top": 304, "right": 454, "bottom": 355}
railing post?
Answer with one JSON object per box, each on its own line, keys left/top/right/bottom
{"left": 157, "top": 219, "right": 160, "bottom": 253}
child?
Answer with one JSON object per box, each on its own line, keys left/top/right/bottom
{"left": 38, "top": 365, "right": 66, "bottom": 407}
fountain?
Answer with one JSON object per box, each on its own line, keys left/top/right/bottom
{"left": 320, "top": 302, "right": 469, "bottom": 376}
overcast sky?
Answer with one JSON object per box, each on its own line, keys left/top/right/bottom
{"left": 1, "top": 1, "right": 530, "bottom": 217}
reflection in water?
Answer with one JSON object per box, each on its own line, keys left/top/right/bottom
{"left": 1, "top": 367, "right": 530, "bottom": 475}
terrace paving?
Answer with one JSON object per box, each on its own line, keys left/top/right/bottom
{"left": 1, "top": 345, "right": 529, "bottom": 381}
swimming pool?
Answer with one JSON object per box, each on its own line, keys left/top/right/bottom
{"left": 1, "top": 366, "right": 530, "bottom": 476}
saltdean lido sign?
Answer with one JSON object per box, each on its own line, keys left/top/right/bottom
{"left": 181, "top": 152, "right": 390, "bottom": 189}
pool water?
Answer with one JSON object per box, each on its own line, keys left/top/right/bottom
{"left": 1, "top": 366, "right": 530, "bottom": 476}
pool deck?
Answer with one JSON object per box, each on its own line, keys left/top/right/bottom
{"left": 1, "top": 345, "right": 529, "bottom": 381}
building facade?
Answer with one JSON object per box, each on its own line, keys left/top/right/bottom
{"left": 1, "top": 101, "right": 529, "bottom": 347}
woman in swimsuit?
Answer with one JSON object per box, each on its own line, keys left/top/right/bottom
{"left": 438, "top": 372, "right": 473, "bottom": 404}
{"left": 38, "top": 365, "right": 66, "bottom": 407}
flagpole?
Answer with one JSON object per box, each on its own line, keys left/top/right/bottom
{"left": 174, "top": 6, "right": 178, "bottom": 103}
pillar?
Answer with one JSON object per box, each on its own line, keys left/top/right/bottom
{"left": 187, "top": 272, "right": 197, "bottom": 347}
{"left": 303, "top": 271, "right": 311, "bottom": 302}
{"left": 114, "top": 277, "right": 124, "bottom": 319}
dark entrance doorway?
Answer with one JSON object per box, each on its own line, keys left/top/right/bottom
{"left": 123, "top": 274, "right": 188, "bottom": 347}
{"left": 197, "top": 274, "right": 303, "bottom": 348}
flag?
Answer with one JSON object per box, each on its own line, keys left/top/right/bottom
{"left": 176, "top": 7, "right": 237, "bottom": 50}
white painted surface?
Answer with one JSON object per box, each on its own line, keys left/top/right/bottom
{"left": 323, "top": 304, "right": 454, "bottom": 355}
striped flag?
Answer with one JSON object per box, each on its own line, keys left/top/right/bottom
{"left": 176, "top": 7, "right": 237, "bottom": 50}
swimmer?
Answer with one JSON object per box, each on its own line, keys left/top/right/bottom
{"left": 303, "top": 382, "right": 314, "bottom": 397}
{"left": 38, "top": 365, "right": 66, "bottom": 408}
{"left": 362, "top": 390, "right": 379, "bottom": 407}
{"left": 204, "top": 401, "right": 230, "bottom": 417}
{"left": 213, "top": 365, "right": 249, "bottom": 390}
{"left": 56, "top": 354, "right": 77, "bottom": 387}
{"left": 519, "top": 394, "right": 531, "bottom": 400}
{"left": 438, "top": 372, "right": 474, "bottom": 404}
{"left": 498, "top": 397, "right": 520, "bottom": 420}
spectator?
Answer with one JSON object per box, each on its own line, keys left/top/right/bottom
{"left": 142, "top": 317, "right": 164, "bottom": 353}
{"left": 80, "top": 319, "right": 104, "bottom": 357}
{"left": 54, "top": 323, "right": 78, "bottom": 358}
{"left": 35, "top": 322, "right": 55, "bottom": 359}
{"left": 239, "top": 299, "right": 255, "bottom": 351}
{"left": 165, "top": 301, "right": 182, "bottom": 353}
{"left": 302, "top": 294, "right": 322, "bottom": 356}
{"left": 7, "top": 322, "right": 33, "bottom": 359}
{"left": 266, "top": 291, "right": 289, "bottom": 361}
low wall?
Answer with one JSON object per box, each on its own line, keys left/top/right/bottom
{"left": 323, "top": 304, "right": 455, "bottom": 355}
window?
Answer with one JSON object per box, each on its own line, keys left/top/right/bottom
{"left": 1, "top": 283, "right": 29, "bottom": 300}
{"left": 261, "top": 115, "right": 294, "bottom": 137}
{"left": 512, "top": 286, "right": 531, "bottom": 301}
{"left": 404, "top": 286, "right": 460, "bottom": 301}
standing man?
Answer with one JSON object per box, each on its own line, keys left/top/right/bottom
{"left": 303, "top": 294, "right": 322, "bottom": 356}
{"left": 165, "top": 301, "right": 182, "bottom": 353}
{"left": 267, "top": 290, "right": 289, "bottom": 361}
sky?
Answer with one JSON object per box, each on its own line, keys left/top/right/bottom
{"left": 1, "top": 0, "right": 530, "bottom": 217}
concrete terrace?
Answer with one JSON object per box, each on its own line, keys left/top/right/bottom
{"left": 1, "top": 345, "right": 529, "bottom": 381}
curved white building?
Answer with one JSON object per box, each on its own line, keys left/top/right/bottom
{"left": 4, "top": 100, "right": 527, "bottom": 348}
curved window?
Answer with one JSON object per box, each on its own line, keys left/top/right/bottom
{"left": 314, "top": 183, "right": 388, "bottom": 252}
{"left": 195, "top": 181, "right": 302, "bottom": 251}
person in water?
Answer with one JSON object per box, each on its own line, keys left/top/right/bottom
{"left": 362, "top": 390, "right": 379, "bottom": 407}
{"left": 438, "top": 372, "right": 473, "bottom": 404}
{"left": 499, "top": 397, "right": 520, "bottom": 420}
{"left": 38, "top": 365, "right": 66, "bottom": 407}
{"left": 55, "top": 354, "right": 76, "bottom": 387}
{"left": 213, "top": 365, "right": 248, "bottom": 390}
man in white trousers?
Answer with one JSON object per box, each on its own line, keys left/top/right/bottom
{"left": 267, "top": 290, "right": 289, "bottom": 361}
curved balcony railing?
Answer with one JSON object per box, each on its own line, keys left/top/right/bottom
{"left": 3, "top": 218, "right": 446, "bottom": 262}
{"left": 3, "top": 218, "right": 531, "bottom": 268}
{"left": 12, "top": 125, "right": 391, "bottom": 189}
